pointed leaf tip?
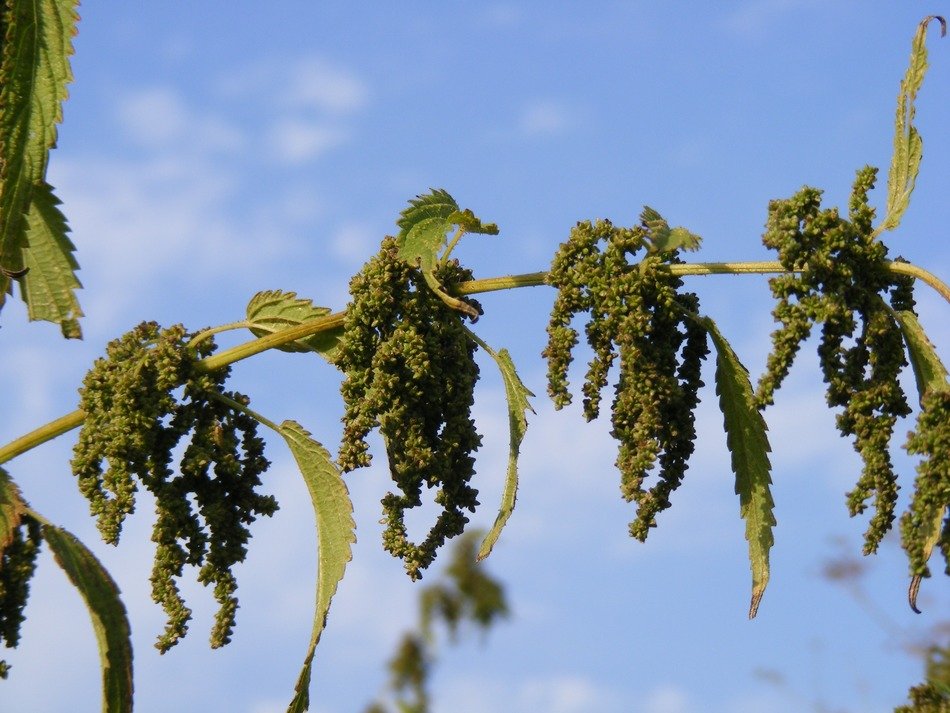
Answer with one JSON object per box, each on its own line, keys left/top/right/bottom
{"left": 878, "top": 15, "right": 945, "bottom": 235}
{"left": 473, "top": 342, "right": 534, "bottom": 561}
{"left": 0, "top": 0, "right": 82, "bottom": 330}
{"left": 21, "top": 183, "right": 83, "bottom": 337}
{"left": 697, "top": 314, "right": 775, "bottom": 619}
{"left": 43, "top": 523, "right": 134, "bottom": 713}
{"left": 279, "top": 421, "right": 356, "bottom": 712}
{"left": 908, "top": 576, "right": 923, "bottom": 614}
{"left": 447, "top": 208, "right": 500, "bottom": 236}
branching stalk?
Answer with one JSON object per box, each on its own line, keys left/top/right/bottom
{"left": 0, "top": 259, "right": 946, "bottom": 466}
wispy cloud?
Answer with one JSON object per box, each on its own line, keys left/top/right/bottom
{"left": 279, "top": 57, "right": 369, "bottom": 114}
{"left": 266, "top": 119, "right": 348, "bottom": 164}
{"left": 117, "top": 87, "right": 245, "bottom": 154}
{"left": 643, "top": 684, "right": 692, "bottom": 713}
{"left": 217, "top": 55, "right": 370, "bottom": 165}
{"left": 328, "top": 221, "right": 379, "bottom": 266}
{"left": 440, "top": 673, "right": 624, "bottom": 713}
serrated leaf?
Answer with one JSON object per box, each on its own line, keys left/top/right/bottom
{"left": 894, "top": 309, "right": 948, "bottom": 612}
{"left": 878, "top": 16, "right": 946, "bottom": 235}
{"left": 474, "top": 342, "right": 534, "bottom": 561}
{"left": 893, "top": 309, "right": 949, "bottom": 401}
{"left": 279, "top": 420, "right": 356, "bottom": 713}
{"left": 20, "top": 182, "right": 82, "bottom": 337}
{"left": 0, "top": 467, "right": 26, "bottom": 553}
{"left": 0, "top": 0, "right": 80, "bottom": 313}
{"left": 246, "top": 290, "right": 341, "bottom": 362}
{"left": 640, "top": 206, "right": 702, "bottom": 253}
{"left": 42, "top": 523, "right": 133, "bottom": 713}
{"left": 700, "top": 314, "right": 775, "bottom": 618}
{"left": 908, "top": 504, "right": 947, "bottom": 613}
{"left": 396, "top": 189, "right": 460, "bottom": 271}
{"left": 395, "top": 189, "right": 494, "bottom": 319}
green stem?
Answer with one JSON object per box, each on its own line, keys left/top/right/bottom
{"left": 1, "top": 259, "right": 946, "bottom": 466}
{"left": 886, "top": 260, "right": 950, "bottom": 304}
{"left": 440, "top": 227, "right": 466, "bottom": 264}
{"left": 209, "top": 392, "right": 281, "bottom": 433}
{"left": 188, "top": 321, "right": 252, "bottom": 349}
{"left": 0, "top": 409, "right": 84, "bottom": 464}
{"left": 454, "top": 261, "right": 950, "bottom": 304}
{"left": 199, "top": 311, "right": 345, "bottom": 372}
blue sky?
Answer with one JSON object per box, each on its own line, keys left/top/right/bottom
{"left": 1, "top": 2, "right": 949, "bottom": 712}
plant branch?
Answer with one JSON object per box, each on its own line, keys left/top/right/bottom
{"left": 0, "top": 259, "right": 946, "bottom": 466}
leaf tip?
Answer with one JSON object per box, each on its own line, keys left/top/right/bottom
{"left": 748, "top": 588, "right": 765, "bottom": 619}
{"left": 908, "top": 575, "right": 923, "bottom": 614}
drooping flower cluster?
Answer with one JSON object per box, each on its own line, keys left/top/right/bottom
{"left": 755, "top": 166, "right": 913, "bottom": 554}
{"left": 338, "top": 238, "right": 482, "bottom": 579}
{"left": 543, "top": 218, "right": 709, "bottom": 541}
{"left": 0, "top": 501, "right": 40, "bottom": 679}
{"left": 71, "top": 322, "right": 277, "bottom": 651}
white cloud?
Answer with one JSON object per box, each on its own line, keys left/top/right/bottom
{"left": 117, "top": 87, "right": 245, "bottom": 154}
{"left": 518, "top": 101, "right": 573, "bottom": 137}
{"left": 266, "top": 119, "right": 348, "bottom": 164}
{"left": 328, "top": 221, "right": 379, "bottom": 265}
{"left": 519, "top": 675, "right": 623, "bottom": 713}
{"left": 642, "top": 684, "right": 692, "bottom": 713}
{"left": 438, "top": 673, "right": 624, "bottom": 713}
{"left": 48, "top": 152, "right": 292, "bottom": 332}
{"left": 216, "top": 55, "right": 368, "bottom": 116}
{"left": 280, "top": 57, "right": 369, "bottom": 114}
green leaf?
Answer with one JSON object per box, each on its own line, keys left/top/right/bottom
{"left": 0, "top": 0, "right": 80, "bottom": 313}
{"left": 894, "top": 309, "right": 948, "bottom": 612}
{"left": 42, "top": 523, "right": 133, "bottom": 713}
{"left": 700, "top": 314, "right": 775, "bottom": 618}
{"left": 877, "top": 16, "right": 946, "bottom": 235}
{"left": 471, "top": 340, "right": 534, "bottom": 561}
{"left": 279, "top": 420, "right": 356, "bottom": 713}
{"left": 0, "top": 467, "right": 26, "bottom": 553}
{"left": 246, "top": 290, "right": 342, "bottom": 363}
{"left": 395, "top": 189, "right": 495, "bottom": 319}
{"left": 893, "top": 309, "right": 950, "bottom": 401}
{"left": 907, "top": 504, "right": 947, "bottom": 614}
{"left": 396, "top": 189, "right": 460, "bottom": 271}
{"left": 20, "top": 182, "right": 82, "bottom": 338}
{"left": 640, "top": 206, "right": 702, "bottom": 253}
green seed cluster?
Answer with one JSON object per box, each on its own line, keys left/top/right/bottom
{"left": 338, "top": 238, "right": 482, "bottom": 580}
{"left": 901, "top": 390, "right": 949, "bottom": 581}
{"left": 0, "top": 512, "right": 41, "bottom": 680}
{"left": 71, "top": 322, "right": 277, "bottom": 652}
{"left": 755, "top": 166, "right": 912, "bottom": 554}
{"left": 543, "top": 219, "right": 709, "bottom": 541}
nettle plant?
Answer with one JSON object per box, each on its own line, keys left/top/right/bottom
{"left": 0, "top": 6, "right": 948, "bottom": 712}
